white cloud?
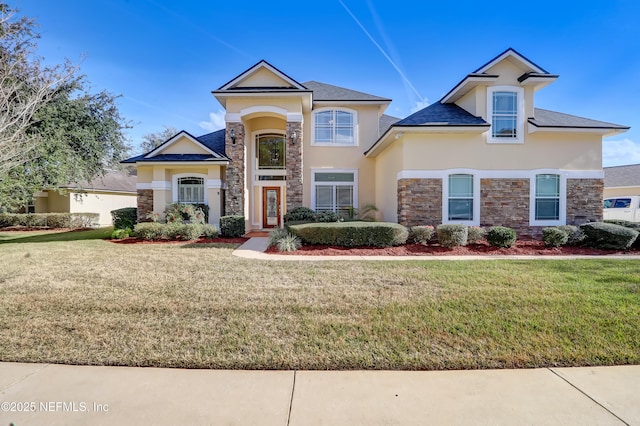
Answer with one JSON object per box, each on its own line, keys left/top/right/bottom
{"left": 410, "top": 98, "right": 430, "bottom": 113}
{"left": 603, "top": 138, "right": 640, "bottom": 167}
{"left": 198, "top": 110, "right": 226, "bottom": 132}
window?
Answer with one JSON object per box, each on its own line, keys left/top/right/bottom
{"left": 535, "top": 174, "right": 560, "bottom": 220}
{"left": 448, "top": 174, "right": 474, "bottom": 221}
{"left": 256, "top": 134, "right": 285, "bottom": 169}
{"left": 313, "top": 109, "right": 356, "bottom": 145}
{"left": 312, "top": 171, "right": 356, "bottom": 215}
{"left": 177, "top": 177, "right": 204, "bottom": 203}
{"left": 487, "top": 86, "right": 524, "bottom": 143}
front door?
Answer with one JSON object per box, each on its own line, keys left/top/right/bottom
{"left": 262, "top": 187, "right": 281, "bottom": 228}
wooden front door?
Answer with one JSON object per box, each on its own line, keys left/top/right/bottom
{"left": 262, "top": 187, "right": 281, "bottom": 228}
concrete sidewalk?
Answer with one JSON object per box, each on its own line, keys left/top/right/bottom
{"left": 233, "top": 237, "right": 640, "bottom": 261}
{"left": 0, "top": 363, "right": 638, "bottom": 425}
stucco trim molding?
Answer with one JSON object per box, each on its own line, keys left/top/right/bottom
{"left": 151, "top": 180, "right": 171, "bottom": 191}
{"left": 206, "top": 179, "right": 224, "bottom": 189}
{"left": 397, "top": 169, "right": 604, "bottom": 180}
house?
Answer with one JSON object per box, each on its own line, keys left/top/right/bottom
{"left": 122, "top": 48, "right": 629, "bottom": 236}
{"left": 33, "top": 169, "right": 137, "bottom": 226}
{"left": 604, "top": 164, "right": 640, "bottom": 198}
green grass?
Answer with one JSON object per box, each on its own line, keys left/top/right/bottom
{"left": 0, "top": 227, "right": 113, "bottom": 244}
{"left": 0, "top": 237, "right": 638, "bottom": 370}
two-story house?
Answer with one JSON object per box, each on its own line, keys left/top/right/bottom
{"left": 123, "top": 48, "right": 629, "bottom": 236}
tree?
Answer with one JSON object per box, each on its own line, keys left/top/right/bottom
{"left": 0, "top": 4, "right": 131, "bottom": 210}
{"left": 141, "top": 125, "right": 178, "bottom": 153}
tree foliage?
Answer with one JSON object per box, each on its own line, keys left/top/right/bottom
{"left": 0, "top": 3, "right": 131, "bottom": 210}
{"left": 141, "top": 125, "right": 178, "bottom": 153}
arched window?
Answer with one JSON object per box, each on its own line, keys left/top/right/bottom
{"left": 177, "top": 177, "right": 204, "bottom": 203}
{"left": 313, "top": 109, "right": 356, "bottom": 145}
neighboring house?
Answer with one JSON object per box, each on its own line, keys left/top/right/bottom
{"left": 122, "top": 48, "right": 629, "bottom": 236}
{"left": 34, "top": 170, "right": 137, "bottom": 226}
{"left": 604, "top": 164, "right": 640, "bottom": 198}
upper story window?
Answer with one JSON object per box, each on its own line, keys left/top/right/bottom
{"left": 487, "top": 86, "right": 524, "bottom": 143}
{"left": 313, "top": 108, "right": 357, "bottom": 146}
{"left": 256, "top": 134, "right": 285, "bottom": 169}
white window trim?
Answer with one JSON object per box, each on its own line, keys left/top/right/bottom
{"left": 442, "top": 170, "right": 480, "bottom": 226}
{"left": 529, "top": 172, "right": 566, "bottom": 226}
{"left": 311, "top": 107, "right": 358, "bottom": 146}
{"left": 487, "top": 86, "right": 525, "bottom": 144}
{"left": 311, "top": 168, "right": 359, "bottom": 212}
{"left": 172, "top": 173, "right": 208, "bottom": 205}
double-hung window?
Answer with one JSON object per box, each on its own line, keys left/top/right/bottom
{"left": 312, "top": 171, "right": 356, "bottom": 215}
{"left": 448, "top": 174, "right": 474, "bottom": 221}
{"left": 487, "top": 86, "right": 524, "bottom": 143}
{"left": 313, "top": 109, "right": 356, "bottom": 145}
{"left": 534, "top": 174, "right": 560, "bottom": 221}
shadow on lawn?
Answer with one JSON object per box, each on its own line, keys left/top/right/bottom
{"left": 0, "top": 227, "right": 113, "bottom": 244}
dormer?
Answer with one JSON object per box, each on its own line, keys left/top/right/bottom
{"left": 441, "top": 48, "right": 559, "bottom": 144}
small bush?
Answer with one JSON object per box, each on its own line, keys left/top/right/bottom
{"left": 134, "top": 222, "right": 165, "bottom": 240}
{"left": 111, "top": 207, "right": 137, "bottom": 229}
{"left": 165, "top": 203, "right": 206, "bottom": 224}
{"left": 580, "top": 222, "right": 639, "bottom": 250}
{"left": 284, "top": 207, "right": 317, "bottom": 222}
{"left": 70, "top": 213, "right": 100, "bottom": 228}
{"left": 180, "top": 224, "right": 203, "bottom": 241}
{"left": 220, "top": 215, "right": 245, "bottom": 238}
{"left": 268, "top": 227, "right": 290, "bottom": 247}
{"left": 111, "top": 227, "right": 132, "bottom": 239}
{"left": 487, "top": 226, "right": 517, "bottom": 248}
{"left": 557, "top": 225, "right": 586, "bottom": 246}
{"left": 289, "top": 222, "right": 408, "bottom": 247}
{"left": 316, "top": 211, "right": 341, "bottom": 223}
{"left": 467, "top": 226, "right": 486, "bottom": 244}
{"left": 408, "top": 225, "right": 435, "bottom": 244}
{"left": 542, "top": 227, "right": 569, "bottom": 247}
{"left": 604, "top": 220, "right": 640, "bottom": 248}
{"left": 0, "top": 213, "right": 76, "bottom": 228}
{"left": 201, "top": 224, "right": 219, "bottom": 238}
{"left": 276, "top": 233, "right": 302, "bottom": 252}
{"left": 436, "top": 224, "right": 468, "bottom": 248}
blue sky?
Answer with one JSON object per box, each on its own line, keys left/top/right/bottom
{"left": 17, "top": 0, "right": 640, "bottom": 166}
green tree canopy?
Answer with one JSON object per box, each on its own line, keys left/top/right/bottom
{"left": 141, "top": 125, "right": 178, "bottom": 153}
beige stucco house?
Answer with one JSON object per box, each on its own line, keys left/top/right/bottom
{"left": 604, "top": 164, "right": 640, "bottom": 198}
{"left": 123, "top": 48, "right": 629, "bottom": 236}
{"left": 34, "top": 170, "right": 137, "bottom": 226}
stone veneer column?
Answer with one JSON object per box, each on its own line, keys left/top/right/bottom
{"left": 480, "top": 178, "right": 532, "bottom": 236}
{"left": 286, "top": 121, "right": 303, "bottom": 211}
{"left": 137, "top": 189, "right": 153, "bottom": 222}
{"left": 397, "top": 178, "right": 442, "bottom": 227}
{"left": 224, "top": 122, "right": 245, "bottom": 216}
{"left": 566, "top": 178, "right": 603, "bottom": 224}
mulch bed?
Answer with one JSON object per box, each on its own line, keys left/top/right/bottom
{"left": 109, "top": 237, "right": 249, "bottom": 245}
{"left": 265, "top": 240, "right": 640, "bottom": 256}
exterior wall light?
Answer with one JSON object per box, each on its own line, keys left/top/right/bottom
{"left": 229, "top": 128, "right": 236, "bottom": 144}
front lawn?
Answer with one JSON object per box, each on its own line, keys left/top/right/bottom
{"left": 0, "top": 236, "right": 638, "bottom": 370}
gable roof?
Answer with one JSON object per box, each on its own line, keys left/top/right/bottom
{"left": 393, "top": 102, "right": 489, "bottom": 127}
{"left": 529, "top": 108, "right": 630, "bottom": 131}
{"left": 121, "top": 129, "right": 228, "bottom": 164}
{"left": 217, "top": 60, "right": 307, "bottom": 91}
{"left": 379, "top": 113, "right": 400, "bottom": 135}
{"left": 604, "top": 164, "right": 640, "bottom": 188}
{"left": 303, "top": 81, "right": 391, "bottom": 103}
{"left": 62, "top": 170, "right": 137, "bottom": 193}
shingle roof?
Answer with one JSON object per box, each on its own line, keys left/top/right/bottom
{"left": 604, "top": 164, "right": 640, "bottom": 188}
{"left": 121, "top": 129, "right": 228, "bottom": 164}
{"left": 123, "top": 153, "right": 225, "bottom": 163}
{"left": 196, "top": 129, "right": 227, "bottom": 155}
{"left": 530, "top": 108, "right": 630, "bottom": 130}
{"left": 303, "top": 81, "right": 391, "bottom": 102}
{"left": 379, "top": 114, "right": 400, "bottom": 135}
{"left": 63, "top": 170, "right": 136, "bottom": 193}
{"left": 393, "top": 102, "right": 489, "bottom": 127}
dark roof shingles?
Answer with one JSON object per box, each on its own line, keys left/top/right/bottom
{"left": 604, "top": 164, "right": 640, "bottom": 188}
{"left": 303, "top": 81, "right": 390, "bottom": 102}
{"left": 530, "top": 108, "right": 629, "bottom": 129}
{"left": 393, "top": 102, "right": 488, "bottom": 126}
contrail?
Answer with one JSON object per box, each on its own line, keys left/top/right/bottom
{"left": 338, "top": 0, "right": 423, "bottom": 101}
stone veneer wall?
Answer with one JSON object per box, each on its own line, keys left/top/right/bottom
{"left": 137, "top": 189, "right": 153, "bottom": 222}
{"left": 480, "top": 178, "right": 533, "bottom": 236}
{"left": 285, "top": 121, "right": 303, "bottom": 211}
{"left": 397, "top": 178, "right": 442, "bottom": 227}
{"left": 566, "top": 178, "right": 603, "bottom": 225}
{"left": 224, "top": 122, "right": 245, "bottom": 216}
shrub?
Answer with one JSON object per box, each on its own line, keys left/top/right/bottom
{"left": 436, "top": 224, "right": 468, "bottom": 248}
{"left": 276, "top": 233, "right": 302, "bottom": 252}
{"left": 0, "top": 213, "right": 76, "bottom": 228}
{"left": 134, "top": 222, "right": 165, "bottom": 240}
{"left": 201, "top": 224, "right": 219, "bottom": 238}
{"left": 408, "top": 225, "right": 435, "bottom": 244}
{"left": 289, "top": 222, "right": 408, "bottom": 247}
{"left": 165, "top": 203, "right": 205, "bottom": 224}
{"left": 179, "top": 224, "right": 203, "bottom": 241}
{"left": 111, "top": 207, "right": 137, "bottom": 229}
{"left": 220, "top": 215, "right": 245, "bottom": 238}
{"left": 580, "top": 222, "right": 639, "bottom": 250}
{"left": 70, "top": 213, "right": 100, "bottom": 228}
{"left": 268, "top": 227, "right": 290, "bottom": 247}
{"left": 284, "top": 207, "right": 317, "bottom": 222}
{"left": 487, "top": 226, "right": 517, "bottom": 248}
{"left": 111, "top": 227, "right": 132, "bottom": 239}
{"left": 604, "top": 220, "right": 640, "bottom": 248}
{"left": 467, "top": 226, "right": 486, "bottom": 244}
{"left": 557, "top": 225, "right": 586, "bottom": 246}
{"left": 542, "top": 227, "right": 569, "bottom": 247}
{"left": 316, "top": 211, "right": 340, "bottom": 223}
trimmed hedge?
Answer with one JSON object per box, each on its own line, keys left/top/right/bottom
{"left": 557, "top": 225, "right": 586, "bottom": 246}
{"left": 542, "top": 227, "right": 569, "bottom": 247}
{"left": 408, "top": 225, "right": 435, "bottom": 244}
{"left": 220, "top": 215, "right": 245, "bottom": 238}
{"left": 111, "top": 207, "right": 137, "bottom": 229}
{"left": 487, "top": 226, "right": 517, "bottom": 248}
{"left": 467, "top": 226, "right": 486, "bottom": 244}
{"left": 604, "top": 220, "right": 640, "bottom": 248}
{"left": 288, "top": 222, "right": 408, "bottom": 247}
{"left": 580, "top": 222, "right": 639, "bottom": 250}
{"left": 436, "top": 224, "right": 468, "bottom": 248}
{"left": 0, "top": 212, "right": 99, "bottom": 229}
{"left": 133, "top": 222, "right": 218, "bottom": 240}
